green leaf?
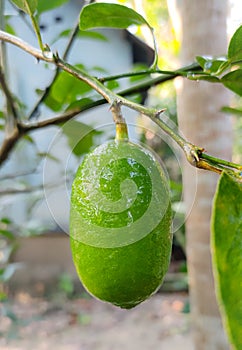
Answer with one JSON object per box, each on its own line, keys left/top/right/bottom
{"left": 79, "top": 3, "right": 149, "bottom": 31}
{"left": 10, "top": 0, "right": 37, "bottom": 14}
{"left": 228, "top": 25, "right": 242, "bottom": 61}
{"left": 51, "top": 29, "right": 108, "bottom": 45}
{"left": 211, "top": 171, "right": 242, "bottom": 350}
{"left": 66, "top": 98, "right": 93, "bottom": 110}
{"left": 37, "top": 0, "right": 69, "bottom": 14}
{"left": 62, "top": 120, "right": 102, "bottom": 157}
{"left": 78, "top": 30, "right": 108, "bottom": 41}
{"left": 5, "top": 23, "right": 16, "bottom": 36}
{"left": 221, "top": 69, "right": 242, "bottom": 96}
{"left": 0, "top": 217, "right": 12, "bottom": 224}
{"left": 23, "top": 134, "right": 35, "bottom": 144}
{"left": 45, "top": 67, "right": 92, "bottom": 111}
{"left": 0, "top": 229, "right": 15, "bottom": 240}
{"left": 221, "top": 106, "right": 242, "bottom": 117}
{"left": 129, "top": 63, "right": 150, "bottom": 82}
{"left": 196, "top": 55, "right": 208, "bottom": 68}
{"left": 196, "top": 56, "right": 229, "bottom": 75}
{"left": 37, "top": 152, "right": 59, "bottom": 163}
{"left": 106, "top": 80, "right": 120, "bottom": 90}
{"left": 187, "top": 73, "right": 220, "bottom": 83}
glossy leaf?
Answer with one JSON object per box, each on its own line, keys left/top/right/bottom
{"left": 10, "top": 0, "right": 37, "bottom": 14}
{"left": 196, "top": 56, "right": 229, "bottom": 75}
{"left": 221, "top": 69, "right": 242, "bottom": 96}
{"left": 37, "top": 0, "right": 69, "bottom": 14}
{"left": 196, "top": 55, "right": 209, "bottom": 68}
{"left": 187, "top": 73, "right": 220, "bottom": 83}
{"left": 62, "top": 120, "right": 102, "bottom": 157}
{"left": 228, "top": 25, "right": 242, "bottom": 61}
{"left": 79, "top": 3, "right": 149, "bottom": 30}
{"left": 211, "top": 171, "right": 242, "bottom": 350}
{"left": 106, "top": 80, "right": 120, "bottom": 91}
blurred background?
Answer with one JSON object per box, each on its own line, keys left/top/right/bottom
{"left": 0, "top": 0, "right": 241, "bottom": 349}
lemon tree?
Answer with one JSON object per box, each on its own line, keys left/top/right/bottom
{"left": 0, "top": 1, "right": 242, "bottom": 348}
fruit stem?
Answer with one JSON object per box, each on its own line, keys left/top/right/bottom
{"left": 115, "top": 122, "right": 129, "bottom": 141}
{"left": 110, "top": 100, "right": 129, "bottom": 141}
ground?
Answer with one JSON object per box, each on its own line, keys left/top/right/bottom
{"left": 0, "top": 292, "right": 193, "bottom": 350}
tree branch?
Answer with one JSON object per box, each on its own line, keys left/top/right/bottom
{"left": 0, "top": 127, "right": 21, "bottom": 164}
{"left": 99, "top": 64, "right": 199, "bottom": 83}
{"left": 0, "top": 65, "right": 18, "bottom": 120}
{"left": 0, "top": 30, "right": 53, "bottom": 61}
{"left": 23, "top": 107, "right": 93, "bottom": 130}
{"left": 0, "top": 30, "right": 241, "bottom": 176}
{"left": 28, "top": 20, "right": 80, "bottom": 119}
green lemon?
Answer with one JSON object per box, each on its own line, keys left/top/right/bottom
{"left": 70, "top": 138, "right": 172, "bottom": 309}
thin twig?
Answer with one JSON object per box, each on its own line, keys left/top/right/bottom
{"left": 0, "top": 65, "right": 18, "bottom": 120}
{"left": 0, "top": 3, "right": 19, "bottom": 121}
{"left": 28, "top": 20, "right": 80, "bottom": 119}
{"left": 99, "top": 64, "right": 200, "bottom": 83}
{"left": 23, "top": 107, "right": 92, "bottom": 130}
{"left": 62, "top": 21, "right": 80, "bottom": 60}
{"left": 0, "top": 186, "right": 43, "bottom": 195}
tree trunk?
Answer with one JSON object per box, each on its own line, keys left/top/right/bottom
{"left": 169, "top": 0, "right": 232, "bottom": 349}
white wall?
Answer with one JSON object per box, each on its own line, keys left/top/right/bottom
{"left": 1, "top": 0, "right": 140, "bottom": 233}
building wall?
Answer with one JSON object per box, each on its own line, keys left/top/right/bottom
{"left": 1, "top": 0, "right": 140, "bottom": 232}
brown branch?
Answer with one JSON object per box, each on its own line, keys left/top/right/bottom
{"left": 0, "top": 185, "right": 42, "bottom": 195}
{"left": 0, "top": 102, "right": 104, "bottom": 166}
{"left": 23, "top": 108, "right": 88, "bottom": 131}
{"left": 0, "top": 127, "right": 21, "bottom": 165}
{"left": 0, "top": 30, "right": 54, "bottom": 62}
{"left": 0, "top": 66, "right": 18, "bottom": 120}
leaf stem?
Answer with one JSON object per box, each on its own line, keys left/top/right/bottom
{"left": 99, "top": 64, "right": 200, "bottom": 82}
{"left": 30, "top": 14, "right": 44, "bottom": 51}
{"left": 200, "top": 153, "right": 242, "bottom": 171}
{"left": 23, "top": 0, "right": 44, "bottom": 52}
{"left": 149, "top": 26, "right": 158, "bottom": 69}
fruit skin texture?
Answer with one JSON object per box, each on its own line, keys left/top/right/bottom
{"left": 70, "top": 140, "right": 172, "bottom": 309}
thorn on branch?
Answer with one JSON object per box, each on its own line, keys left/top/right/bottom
{"left": 154, "top": 108, "right": 166, "bottom": 118}
{"left": 184, "top": 144, "right": 205, "bottom": 167}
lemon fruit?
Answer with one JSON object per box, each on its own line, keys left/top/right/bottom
{"left": 70, "top": 136, "right": 172, "bottom": 309}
